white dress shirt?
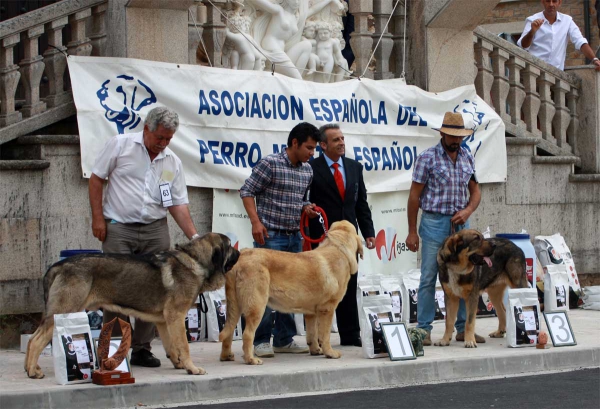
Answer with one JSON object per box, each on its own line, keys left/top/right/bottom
{"left": 92, "top": 131, "right": 189, "bottom": 224}
{"left": 517, "top": 11, "right": 588, "bottom": 70}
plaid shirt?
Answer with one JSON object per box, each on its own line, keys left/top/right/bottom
{"left": 412, "top": 142, "right": 476, "bottom": 215}
{"left": 240, "top": 150, "right": 312, "bottom": 231}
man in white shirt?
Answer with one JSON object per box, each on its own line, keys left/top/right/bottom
{"left": 89, "top": 106, "right": 199, "bottom": 367}
{"left": 517, "top": 0, "right": 600, "bottom": 71}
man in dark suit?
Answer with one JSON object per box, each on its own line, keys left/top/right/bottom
{"left": 309, "top": 123, "right": 375, "bottom": 347}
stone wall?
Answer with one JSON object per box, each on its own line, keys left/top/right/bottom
{"left": 481, "top": 0, "right": 600, "bottom": 67}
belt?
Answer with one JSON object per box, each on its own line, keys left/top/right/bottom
{"left": 106, "top": 218, "right": 167, "bottom": 227}
{"left": 422, "top": 210, "right": 453, "bottom": 216}
{"left": 270, "top": 228, "right": 300, "bottom": 235}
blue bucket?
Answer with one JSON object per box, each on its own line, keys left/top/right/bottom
{"left": 59, "top": 249, "right": 102, "bottom": 260}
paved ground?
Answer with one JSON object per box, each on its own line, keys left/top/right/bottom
{"left": 0, "top": 310, "right": 598, "bottom": 409}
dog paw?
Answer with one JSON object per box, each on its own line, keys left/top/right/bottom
{"left": 489, "top": 330, "right": 506, "bottom": 338}
{"left": 220, "top": 353, "right": 235, "bottom": 362}
{"left": 464, "top": 341, "right": 477, "bottom": 348}
{"left": 245, "top": 357, "right": 263, "bottom": 365}
{"left": 187, "top": 366, "right": 207, "bottom": 375}
{"left": 309, "top": 347, "right": 323, "bottom": 356}
{"left": 27, "top": 369, "right": 45, "bottom": 379}
{"left": 434, "top": 339, "right": 450, "bottom": 346}
{"left": 324, "top": 349, "right": 342, "bottom": 359}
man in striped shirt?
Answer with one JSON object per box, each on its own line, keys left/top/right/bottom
{"left": 240, "top": 122, "right": 320, "bottom": 358}
{"left": 405, "top": 112, "right": 482, "bottom": 347}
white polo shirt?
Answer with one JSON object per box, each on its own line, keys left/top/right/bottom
{"left": 92, "top": 131, "right": 189, "bottom": 224}
{"left": 517, "top": 11, "right": 588, "bottom": 70}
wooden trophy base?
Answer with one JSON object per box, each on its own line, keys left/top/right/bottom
{"left": 92, "top": 370, "right": 135, "bottom": 385}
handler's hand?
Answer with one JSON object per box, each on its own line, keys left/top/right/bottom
{"left": 92, "top": 217, "right": 107, "bottom": 242}
{"left": 405, "top": 232, "right": 419, "bottom": 252}
{"left": 451, "top": 209, "right": 472, "bottom": 226}
{"left": 365, "top": 237, "right": 375, "bottom": 249}
{"left": 252, "top": 220, "right": 269, "bottom": 246}
{"left": 531, "top": 18, "right": 544, "bottom": 32}
{"left": 303, "top": 203, "right": 318, "bottom": 219}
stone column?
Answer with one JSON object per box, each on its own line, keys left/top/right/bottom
{"left": 474, "top": 37, "right": 493, "bottom": 107}
{"left": 373, "top": 0, "right": 394, "bottom": 80}
{"left": 43, "top": 17, "right": 70, "bottom": 108}
{"left": 67, "top": 9, "right": 93, "bottom": 56}
{"left": 90, "top": 4, "right": 108, "bottom": 57}
{"left": 552, "top": 79, "right": 571, "bottom": 150}
{"left": 349, "top": 0, "right": 374, "bottom": 79}
{"left": 522, "top": 64, "right": 541, "bottom": 136}
{"left": 490, "top": 47, "right": 510, "bottom": 122}
{"left": 537, "top": 72, "right": 556, "bottom": 143}
{"left": 391, "top": 1, "right": 406, "bottom": 79}
{"left": 566, "top": 87, "right": 579, "bottom": 155}
{"left": 200, "top": 0, "right": 226, "bottom": 67}
{"left": 0, "top": 34, "right": 22, "bottom": 126}
{"left": 506, "top": 55, "right": 526, "bottom": 128}
{"left": 19, "top": 25, "right": 47, "bottom": 118}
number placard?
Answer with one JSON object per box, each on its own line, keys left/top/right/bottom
{"left": 381, "top": 322, "right": 416, "bottom": 361}
{"left": 543, "top": 312, "right": 576, "bottom": 347}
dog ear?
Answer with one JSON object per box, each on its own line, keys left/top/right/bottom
{"left": 439, "top": 234, "right": 460, "bottom": 262}
{"left": 212, "top": 245, "right": 225, "bottom": 272}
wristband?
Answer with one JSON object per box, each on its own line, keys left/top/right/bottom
{"left": 593, "top": 58, "right": 599, "bottom": 63}
{"left": 191, "top": 233, "right": 200, "bottom": 240}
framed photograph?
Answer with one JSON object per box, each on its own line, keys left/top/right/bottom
{"left": 543, "top": 311, "right": 576, "bottom": 347}
{"left": 381, "top": 322, "right": 417, "bottom": 361}
{"left": 92, "top": 337, "right": 133, "bottom": 374}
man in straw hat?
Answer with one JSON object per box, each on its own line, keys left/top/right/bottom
{"left": 405, "top": 111, "right": 482, "bottom": 346}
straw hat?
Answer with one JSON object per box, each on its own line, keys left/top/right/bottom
{"left": 433, "top": 112, "right": 474, "bottom": 137}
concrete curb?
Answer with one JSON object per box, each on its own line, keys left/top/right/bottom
{"left": 2, "top": 345, "right": 598, "bottom": 409}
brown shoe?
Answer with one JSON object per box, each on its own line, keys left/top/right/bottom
{"left": 423, "top": 331, "right": 432, "bottom": 346}
{"left": 455, "top": 332, "right": 486, "bottom": 343}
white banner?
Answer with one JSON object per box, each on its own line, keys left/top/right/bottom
{"left": 212, "top": 189, "right": 417, "bottom": 275}
{"left": 68, "top": 56, "right": 506, "bottom": 193}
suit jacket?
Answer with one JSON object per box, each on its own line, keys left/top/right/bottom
{"left": 309, "top": 155, "right": 375, "bottom": 240}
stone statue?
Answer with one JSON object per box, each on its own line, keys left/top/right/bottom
{"left": 247, "top": 0, "right": 345, "bottom": 79}
{"left": 313, "top": 22, "right": 338, "bottom": 83}
{"left": 223, "top": 3, "right": 266, "bottom": 71}
{"left": 302, "top": 21, "right": 321, "bottom": 79}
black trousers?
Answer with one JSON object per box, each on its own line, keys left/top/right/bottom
{"left": 336, "top": 272, "right": 360, "bottom": 342}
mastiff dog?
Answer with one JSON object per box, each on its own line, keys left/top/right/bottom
{"left": 25, "top": 233, "right": 239, "bottom": 379}
{"left": 435, "top": 229, "right": 528, "bottom": 348}
{"left": 219, "top": 220, "right": 363, "bottom": 365}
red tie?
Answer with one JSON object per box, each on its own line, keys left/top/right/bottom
{"left": 332, "top": 163, "right": 345, "bottom": 200}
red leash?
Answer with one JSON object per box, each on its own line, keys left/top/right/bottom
{"left": 300, "top": 206, "right": 328, "bottom": 251}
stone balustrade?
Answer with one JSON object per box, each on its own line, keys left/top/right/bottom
{"left": 0, "top": 0, "right": 107, "bottom": 143}
{"left": 473, "top": 27, "right": 582, "bottom": 158}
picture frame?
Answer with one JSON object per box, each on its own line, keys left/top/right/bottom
{"left": 543, "top": 311, "right": 576, "bottom": 347}
{"left": 381, "top": 322, "right": 417, "bottom": 361}
{"left": 92, "top": 337, "right": 133, "bottom": 374}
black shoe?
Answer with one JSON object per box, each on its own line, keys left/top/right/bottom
{"left": 130, "top": 349, "right": 161, "bottom": 367}
{"left": 340, "top": 338, "right": 362, "bottom": 347}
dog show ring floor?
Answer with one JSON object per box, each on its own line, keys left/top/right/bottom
{"left": 1, "top": 309, "right": 598, "bottom": 409}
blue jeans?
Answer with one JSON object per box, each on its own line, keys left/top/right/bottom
{"left": 253, "top": 230, "right": 302, "bottom": 347}
{"left": 417, "top": 212, "right": 469, "bottom": 333}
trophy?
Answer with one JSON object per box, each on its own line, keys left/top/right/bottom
{"left": 92, "top": 318, "right": 135, "bottom": 385}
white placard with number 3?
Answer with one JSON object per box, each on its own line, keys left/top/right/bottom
{"left": 381, "top": 322, "right": 416, "bottom": 361}
{"left": 543, "top": 312, "right": 577, "bottom": 347}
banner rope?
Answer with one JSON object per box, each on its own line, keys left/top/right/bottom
{"left": 361, "top": 0, "right": 404, "bottom": 79}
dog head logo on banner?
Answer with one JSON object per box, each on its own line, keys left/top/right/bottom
{"left": 96, "top": 75, "right": 157, "bottom": 134}
{"left": 455, "top": 99, "right": 488, "bottom": 157}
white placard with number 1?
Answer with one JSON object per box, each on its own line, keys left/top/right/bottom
{"left": 381, "top": 322, "right": 416, "bottom": 361}
{"left": 543, "top": 311, "right": 576, "bottom": 347}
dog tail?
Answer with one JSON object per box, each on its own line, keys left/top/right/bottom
{"left": 218, "top": 273, "right": 241, "bottom": 342}
{"left": 42, "top": 265, "right": 60, "bottom": 308}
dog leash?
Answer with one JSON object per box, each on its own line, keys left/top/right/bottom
{"left": 300, "top": 206, "right": 328, "bottom": 252}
